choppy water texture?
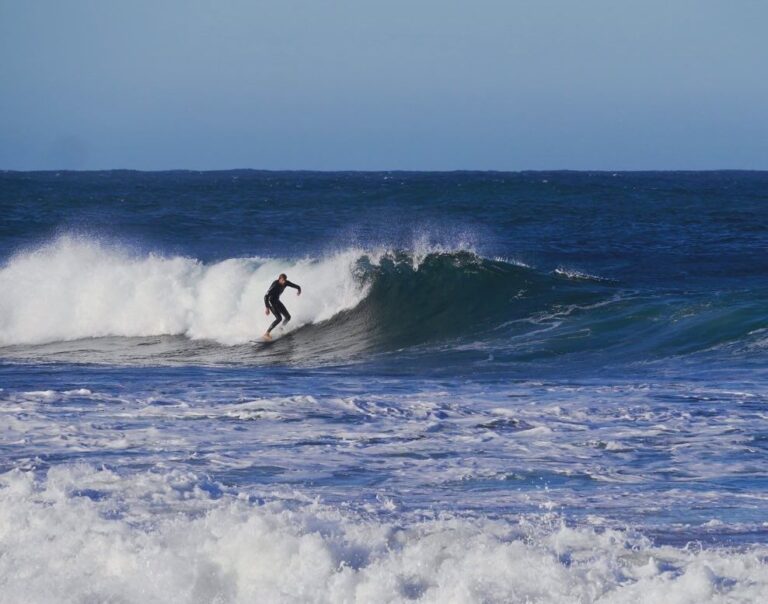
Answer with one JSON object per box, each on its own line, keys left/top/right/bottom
{"left": 1, "top": 170, "right": 768, "bottom": 602}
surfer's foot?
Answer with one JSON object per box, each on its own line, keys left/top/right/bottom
{"left": 263, "top": 332, "right": 272, "bottom": 340}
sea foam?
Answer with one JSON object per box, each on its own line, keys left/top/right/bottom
{"left": 0, "top": 236, "right": 368, "bottom": 346}
{"left": 1, "top": 465, "right": 766, "bottom": 604}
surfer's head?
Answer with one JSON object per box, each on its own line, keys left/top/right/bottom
{"left": 278, "top": 273, "right": 287, "bottom": 284}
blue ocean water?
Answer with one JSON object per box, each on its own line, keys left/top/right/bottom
{"left": 1, "top": 170, "right": 768, "bottom": 602}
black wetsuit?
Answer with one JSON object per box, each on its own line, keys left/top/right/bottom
{"left": 264, "top": 279, "right": 301, "bottom": 333}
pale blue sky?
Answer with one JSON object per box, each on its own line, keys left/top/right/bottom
{"left": 1, "top": 1, "right": 767, "bottom": 170}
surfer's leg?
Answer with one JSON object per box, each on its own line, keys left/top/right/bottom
{"left": 267, "top": 303, "right": 283, "bottom": 334}
{"left": 276, "top": 301, "right": 291, "bottom": 324}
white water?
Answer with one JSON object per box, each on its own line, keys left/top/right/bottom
{"left": 0, "top": 236, "right": 369, "bottom": 346}
{"left": 1, "top": 465, "right": 766, "bottom": 604}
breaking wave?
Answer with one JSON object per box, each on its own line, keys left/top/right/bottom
{"left": 1, "top": 236, "right": 765, "bottom": 366}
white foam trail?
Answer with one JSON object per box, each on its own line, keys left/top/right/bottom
{"left": 0, "top": 236, "right": 368, "bottom": 345}
{"left": 1, "top": 466, "right": 767, "bottom": 604}
{"left": 554, "top": 267, "right": 615, "bottom": 283}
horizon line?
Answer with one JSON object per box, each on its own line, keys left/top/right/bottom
{"left": 2, "top": 167, "right": 768, "bottom": 175}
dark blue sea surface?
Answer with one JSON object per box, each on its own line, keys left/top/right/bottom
{"left": 1, "top": 171, "right": 767, "bottom": 602}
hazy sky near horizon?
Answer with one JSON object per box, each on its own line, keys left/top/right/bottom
{"left": 1, "top": 1, "right": 767, "bottom": 170}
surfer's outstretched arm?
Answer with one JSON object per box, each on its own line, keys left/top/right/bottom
{"left": 286, "top": 281, "right": 302, "bottom": 295}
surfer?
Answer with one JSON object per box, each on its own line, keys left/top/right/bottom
{"left": 263, "top": 273, "right": 301, "bottom": 339}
